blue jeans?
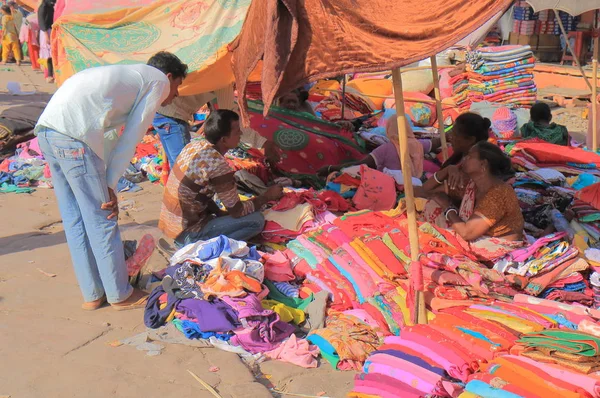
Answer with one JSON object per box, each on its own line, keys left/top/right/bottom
{"left": 152, "top": 114, "right": 191, "bottom": 166}
{"left": 37, "top": 127, "right": 132, "bottom": 303}
{"left": 175, "top": 212, "right": 265, "bottom": 248}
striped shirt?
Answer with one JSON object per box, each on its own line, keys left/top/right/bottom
{"left": 158, "top": 139, "right": 254, "bottom": 239}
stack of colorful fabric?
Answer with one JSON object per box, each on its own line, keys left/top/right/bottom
{"left": 131, "top": 133, "right": 168, "bottom": 184}
{"left": 262, "top": 189, "right": 349, "bottom": 243}
{"left": 509, "top": 140, "right": 600, "bottom": 177}
{"left": 465, "top": 45, "right": 537, "bottom": 108}
{"left": 449, "top": 72, "right": 471, "bottom": 111}
{"left": 554, "top": 11, "right": 580, "bottom": 35}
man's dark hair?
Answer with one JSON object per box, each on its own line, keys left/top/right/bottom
{"left": 204, "top": 110, "right": 240, "bottom": 144}
{"left": 7, "top": 2, "right": 17, "bottom": 8}
{"left": 147, "top": 52, "right": 188, "bottom": 79}
{"left": 1, "top": 5, "right": 10, "bottom": 13}
{"left": 530, "top": 102, "right": 552, "bottom": 124}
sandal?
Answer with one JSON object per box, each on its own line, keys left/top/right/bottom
{"left": 82, "top": 295, "right": 107, "bottom": 311}
{"left": 111, "top": 289, "right": 148, "bottom": 311}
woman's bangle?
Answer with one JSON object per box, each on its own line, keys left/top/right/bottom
{"left": 444, "top": 207, "right": 458, "bottom": 221}
{"left": 433, "top": 172, "right": 443, "bottom": 184}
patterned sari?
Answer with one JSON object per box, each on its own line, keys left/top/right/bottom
{"left": 423, "top": 180, "right": 523, "bottom": 262}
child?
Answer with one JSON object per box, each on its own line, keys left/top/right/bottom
{"left": 1, "top": 5, "right": 21, "bottom": 66}
{"left": 520, "top": 102, "right": 568, "bottom": 145}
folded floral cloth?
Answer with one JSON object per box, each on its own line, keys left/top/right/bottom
{"left": 518, "top": 330, "right": 600, "bottom": 357}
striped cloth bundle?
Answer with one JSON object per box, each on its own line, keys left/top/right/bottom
{"left": 450, "top": 45, "right": 537, "bottom": 110}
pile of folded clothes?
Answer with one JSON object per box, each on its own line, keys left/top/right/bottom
{"left": 0, "top": 137, "right": 52, "bottom": 193}
{"left": 465, "top": 45, "right": 537, "bottom": 108}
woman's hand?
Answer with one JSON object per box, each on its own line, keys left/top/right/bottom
{"left": 263, "top": 141, "right": 281, "bottom": 165}
{"left": 445, "top": 165, "right": 465, "bottom": 191}
{"left": 337, "top": 121, "right": 354, "bottom": 131}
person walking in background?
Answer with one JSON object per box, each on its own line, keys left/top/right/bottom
{"left": 37, "top": 0, "right": 54, "bottom": 82}
{"left": 18, "top": 10, "right": 40, "bottom": 70}
{"left": 1, "top": 5, "right": 21, "bottom": 65}
{"left": 35, "top": 52, "right": 188, "bottom": 311}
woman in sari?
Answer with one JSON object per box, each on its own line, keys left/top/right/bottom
{"left": 431, "top": 142, "right": 524, "bottom": 261}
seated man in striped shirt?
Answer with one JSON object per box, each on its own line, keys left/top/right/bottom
{"left": 159, "top": 109, "right": 283, "bottom": 247}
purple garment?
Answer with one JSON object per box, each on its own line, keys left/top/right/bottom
{"left": 222, "top": 294, "right": 295, "bottom": 354}
{"left": 176, "top": 298, "right": 240, "bottom": 333}
{"left": 370, "top": 142, "right": 401, "bottom": 171}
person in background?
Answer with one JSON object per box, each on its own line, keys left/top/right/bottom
{"left": 279, "top": 89, "right": 316, "bottom": 116}
{"left": 1, "top": 5, "right": 21, "bottom": 65}
{"left": 35, "top": 52, "right": 188, "bottom": 311}
{"left": 159, "top": 109, "right": 283, "bottom": 248}
{"left": 520, "top": 102, "right": 569, "bottom": 146}
{"left": 8, "top": 2, "right": 22, "bottom": 32}
{"left": 153, "top": 94, "right": 281, "bottom": 167}
{"left": 317, "top": 114, "right": 424, "bottom": 178}
{"left": 37, "top": 0, "right": 54, "bottom": 83}
{"left": 18, "top": 10, "right": 39, "bottom": 70}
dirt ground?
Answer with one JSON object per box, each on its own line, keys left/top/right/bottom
{"left": 0, "top": 66, "right": 354, "bottom": 397}
{"left": 0, "top": 63, "right": 591, "bottom": 398}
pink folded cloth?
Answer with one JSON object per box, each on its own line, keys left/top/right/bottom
{"left": 265, "top": 335, "right": 319, "bottom": 368}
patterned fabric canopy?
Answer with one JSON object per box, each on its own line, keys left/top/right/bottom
{"left": 51, "top": 0, "right": 251, "bottom": 94}
{"left": 54, "top": 0, "right": 157, "bottom": 20}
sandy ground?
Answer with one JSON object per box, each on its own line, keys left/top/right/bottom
{"left": 0, "top": 65, "right": 354, "bottom": 397}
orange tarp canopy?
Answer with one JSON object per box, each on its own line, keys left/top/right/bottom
{"left": 231, "top": 0, "right": 513, "bottom": 120}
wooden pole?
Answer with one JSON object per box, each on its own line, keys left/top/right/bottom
{"left": 593, "top": 35, "right": 598, "bottom": 151}
{"left": 391, "top": 68, "right": 427, "bottom": 325}
{"left": 556, "top": 15, "right": 593, "bottom": 91}
{"left": 430, "top": 55, "right": 448, "bottom": 161}
{"left": 340, "top": 75, "right": 347, "bottom": 121}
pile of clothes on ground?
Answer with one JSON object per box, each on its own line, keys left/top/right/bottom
{"left": 130, "top": 134, "right": 168, "bottom": 185}
{"left": 144, "top": 236, "right": 325, "bottom": 368}
{"left": 0, "top": 137, "right": 51, "bottom": 193}
{"left": 450, "top": 45, "right": 536, "bottom": 111}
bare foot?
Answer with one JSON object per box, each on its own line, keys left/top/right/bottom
{"left": 46, "top": 77, "right": 54, "bottom": 83}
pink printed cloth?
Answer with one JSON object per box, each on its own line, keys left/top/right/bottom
{"left": 265, "top": 334, "right": 319, "bottom": 368}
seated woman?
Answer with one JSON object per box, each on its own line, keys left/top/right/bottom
{"left": 520, "top": 102, "right": 568, "bottom": 145}
{"left": 159, "top": 110, "right": 283, "bottom": 248}
{"left": 317, "top": 115, "right": 424, "bottom": 178}
{"left": 279, "top": 89, "right": 316, "bottom": 116}
{"left": 417, "top": 112, "right": 491, "bottom": 200}
{"left": 431, "top": 141, "right": 524, "bottom": 260}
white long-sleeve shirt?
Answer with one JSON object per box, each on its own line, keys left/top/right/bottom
{"left": 35, "top": 64, "right": 169, "bottom": 189}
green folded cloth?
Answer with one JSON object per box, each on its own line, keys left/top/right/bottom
{"left": 518, "top": 330, "right": 600, "bottom": 357}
